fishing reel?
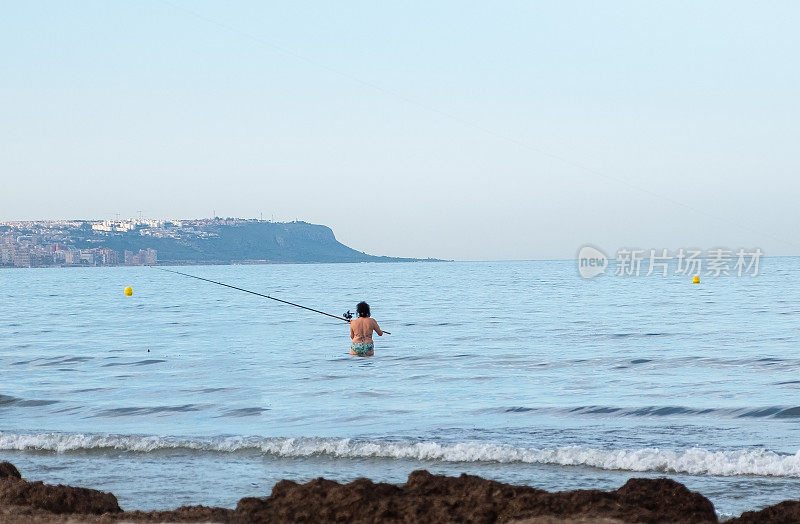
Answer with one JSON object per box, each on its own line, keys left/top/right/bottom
{"left": 343, "top": 310, "right": 354, "bottom": 321}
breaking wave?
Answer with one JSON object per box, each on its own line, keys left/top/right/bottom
{"left": 2, "top": 432, "right": 800, "bottom": 478}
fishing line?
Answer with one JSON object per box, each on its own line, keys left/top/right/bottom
{"left": 153, "top": 266, "right": 351, "bottom": 323}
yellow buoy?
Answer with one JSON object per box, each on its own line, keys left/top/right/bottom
{"left": 124, "top": 286, "right": 133, "bottom": 296}
{"left": 692, "top": 275, "right": 700, "bottom": 284}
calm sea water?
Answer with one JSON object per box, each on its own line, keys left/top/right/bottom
{"left": 1, "top": 260, "right": 799, "bottom": 518}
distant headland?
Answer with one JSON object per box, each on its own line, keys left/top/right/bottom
{"left": 0, "top": 218, "right": 430, "bottom": 267}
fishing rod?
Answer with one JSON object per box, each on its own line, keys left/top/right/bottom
{"left": 153, "top": 267, "right": 389, "bottom": 333}
{"left": 154, "top": 266, "right": 349, "bottom": 321}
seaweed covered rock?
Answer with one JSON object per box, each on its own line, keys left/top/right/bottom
{"left": 729, "top": 500, "right": 800, "bottom": 523}
{"left": 0, "top": 462, "right": 726, "bottom": 522}
{"left": 0, "top": 476, "right": 121, "bottom": 515}
{"left": 0, "top": 462, "right": 21, "bottom": 479}
{"left": 235, "top": 470, "right": 718, "bottom": 523}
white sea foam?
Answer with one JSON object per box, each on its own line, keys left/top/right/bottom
{"left": 2, "top": 432, "right": 800, "bottom": 478}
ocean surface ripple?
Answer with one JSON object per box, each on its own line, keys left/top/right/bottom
{"left": 2, "top": 260, "right": 799, "bottom": 516}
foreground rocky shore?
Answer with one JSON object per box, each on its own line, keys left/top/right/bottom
{"left": 0, "top": 461, "right": 797, "bottom": 523}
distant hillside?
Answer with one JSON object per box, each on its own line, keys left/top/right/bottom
{"left": 75, "top": 221, "right": 417, "bottom": 264}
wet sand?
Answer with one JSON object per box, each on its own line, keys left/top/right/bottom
{"left": 1, "top": 461, "right": 797, "bottom": 522}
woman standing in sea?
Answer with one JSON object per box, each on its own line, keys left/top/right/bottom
{"left": 349, "top": 301, "right": 384, "bottom": 356}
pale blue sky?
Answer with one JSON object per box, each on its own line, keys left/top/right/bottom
{"left": 2, "top": 1, "right": 798, "bottom": 259}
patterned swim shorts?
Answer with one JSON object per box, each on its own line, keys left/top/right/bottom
{"left": 350, "top": 342, "right": 374, "bottom": 356}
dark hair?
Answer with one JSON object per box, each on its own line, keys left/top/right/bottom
{"left": 356, "top": 301, "right": 370, "bottom": 318}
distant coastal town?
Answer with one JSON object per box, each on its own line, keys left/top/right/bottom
{"left": 0, "top": 218, "right": 212, "bottom": 267}
{"left": 0, "top": 218, "right": 413, "bottom": 267}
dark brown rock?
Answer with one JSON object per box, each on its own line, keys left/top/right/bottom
{"left": 235, "top": 470, "right": 719, "bottom": 523}
{"left": 0, "top": 477, "right": 121, "bottom": 515}
{"left": 0, "top": 461, "right": 22, "bottom": 479}
{"left": 728, "top": 500, "right": 800, "bottom": 523}
{"left": 0, "top": 462, "right": 728, "bottom": 523}
{"left": 614, "top": 478, "right": 717, "bottom": 523}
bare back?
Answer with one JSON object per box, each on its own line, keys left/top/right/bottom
{"left": 350, "top": 317, "right": 383, "bottom": 344}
